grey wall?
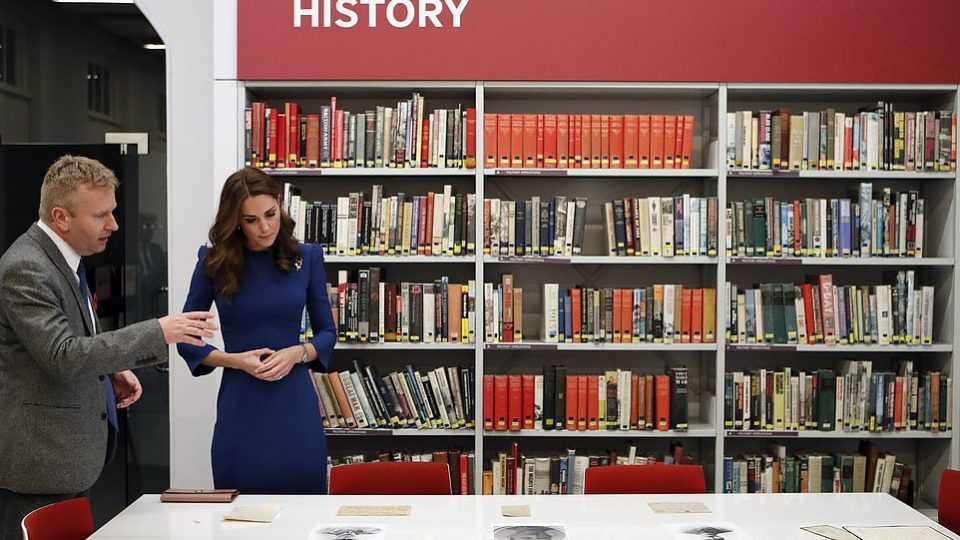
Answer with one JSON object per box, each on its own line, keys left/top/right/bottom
{"left": 0, "top": 0, "right": 170, "bottom": 490}
{"left": 0, "top": 0, "right": 167, "bottom": 251}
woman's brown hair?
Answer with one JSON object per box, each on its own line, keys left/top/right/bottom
{"left": 204, "top": 167, "right": 301, "bottom": 300}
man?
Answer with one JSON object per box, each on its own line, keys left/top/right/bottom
{"left": 0, "top": 155, "right": 217, "bottom": 540}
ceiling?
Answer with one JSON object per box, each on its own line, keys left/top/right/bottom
{"left": 52, "top": 2, "right": 162, "bottom": 48}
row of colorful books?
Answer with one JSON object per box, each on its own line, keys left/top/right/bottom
{"left": 726, "top": 106, "right": 956, "bottom": 172}
{"left": 534, "top": 283, "right": 718, "bottom": 344}
{"left": 723, "top": 441, "right": 912, "bottom": 504}
{"left": 328, "top": 270, "right": 476, "bottom": 343}
{"left": 482, "top": 367, "right": 689, "bottom": 433}
{"left": 605, "top": 196, "right": 718, "bottom": 257}
{"left": 726, "top": 185, "right": 925, "bottom": 258}
{"left": 246, "top": 96, "right": 477, "bottom": 169}
{"left": 315, "top": 363, "right": 475, "bottom": 431}
{"left": 725, "top": 273, "right": 934, "bottom": 346}
{"left": 283, "top": 183, "right": 476, "bottom": 256}
{"left": 724, "top": 361, "right": 952, "bottom": 433}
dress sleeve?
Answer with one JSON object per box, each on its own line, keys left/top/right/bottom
{"left": 305, "top": 245, "right": 336, "bottom": 371}
{"left": 176, "top": 246, "right": 219, "bottom": 376}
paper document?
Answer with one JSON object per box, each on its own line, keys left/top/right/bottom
{"left": 843, "top": 526, "right": 951, "bottom": 540}
{"left": 801, "top": 525, "right": 862, "bottom": 540}
{"left": 222, "top": 502, "right": 281, "bottom": 523}
{"left": 649, "top": 501, "right": 711, "bottom": 514}
{"left": 307, "top": 523, "right": 388, "bottom": 540}
{"left": 490, "top": 524, "right": 566, "bottom": 539}
{"left": 501, "top": 505, "right": 532, "bottom": 517}
{"left": 663, "top": 521, "right": 754, "bottom": 539}
{"left": 336, "top": 505, "right": 411, "bottom": 517}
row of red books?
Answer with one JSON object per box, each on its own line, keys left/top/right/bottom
{"left": 483, "top": 113, "right": 696, "bottom": 170}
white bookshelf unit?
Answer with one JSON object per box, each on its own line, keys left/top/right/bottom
{"left": 238, "top": 81, "right": 958, "bottom": 508}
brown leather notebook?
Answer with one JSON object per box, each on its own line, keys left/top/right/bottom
{"left": 160, "top": 488, "right": 239, "bottom": 503}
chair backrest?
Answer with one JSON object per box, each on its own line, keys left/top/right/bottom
{"left": 328, "top": 461, "right": 453, "bottom": 495}
{"left": 583, "top": 464, "right": 707, "bottom": 495}
{"left": 21, "top": 497, "right": 94, "bottom": 540}
{"left": 939, "top": 469, "right": 960, "bottom": 535}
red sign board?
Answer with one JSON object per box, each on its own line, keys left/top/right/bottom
{"left": 238, "top": 0, "right": 960, "bottom": 83}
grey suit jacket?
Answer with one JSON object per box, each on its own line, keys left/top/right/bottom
{"left": 0, "top": 224, "right": 168, "bottom": 494}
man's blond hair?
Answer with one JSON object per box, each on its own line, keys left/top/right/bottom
{"left": 38, "top": 155, "right": 119, "bottom": 224}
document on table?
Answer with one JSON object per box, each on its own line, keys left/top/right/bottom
{"left": 663, "top": 521, "right": 753, "bottom": 539}
{"left": 336, "top": 505, "right": 411, "bottom": 517}
{"left": 307, "top": 523, "right": 388, "bottom": 540}
{"left": 501, "top": 505, "right": 532, "bottom": 517}
{"left": 222, "top": 502, "right": 282, "bottom": 523}
{"left": 649, "top": 501, "right": 711, "bottom": 514}
{"left": 801, "top": 525, "right": 862, "bottom": 540}
{"left": 490, "top": 524, "right": 566, "bottom": 539}
{"left": 842, "top": 526, "right": 951, "bottom": 540}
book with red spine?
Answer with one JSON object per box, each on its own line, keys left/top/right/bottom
{"left": 673, "top": 114, "right": 684, "bottom": 169}
{"left": 464, "top": 107, "right": 477, "bottom": 169}
{"left": 655, "top": 374, "right": 670, "bottom": 431}
{"left": 522, "top": 374, "right": 535, "bottom": 429}
{"left": 662, "top": 115, "right": 675, "bottom": 168}
{"left": 577, "top": 375, "right": 588, "bottom": 431}
{"left": 306, "top": 114, "right": 320, "bottom": 167}
{"left": 600, "top": 114, "right": 610, "bottom": 168}
{"left": 497, "top": 114, "right": 511, "bottom": 168}
{"left": 638, "top": 115, "right": 651, "bottom": 168}
{"left": 624, "top": 114, "right": 639, "bottom": 168}
{"left": 591, "top": 114, "right": 602, "bottom": 169}
{"left": 420, "top": 118, "right": 431, "bottom": 168}
{"left": 536, "top": 113, "right": 545, "bottom": 168}
{"left": 508, "top": 374, "right": 522, "bottom": 431}
{"left": 586, "top": 375, "right": 599, "bottom": 430}
{"left": 544, "top": 114, "right": 558, "bottom": 168}
{"left": 565, "top": 373, "right": 578, "bottom": 430}
{"left": 484, "top": 113, "right": 498, "bottom": 169}
{"left": 557, "top": 114, "right": 569, "bottom": 168}
{"left": 511, "top": 114, "right": 524, "bottom": 168}
{"left": 483, "top": 374, "right": 495, "bottom": 430}
{"left": 682, "top": 115, "right": 695, "bottom": 169}
{"left": 610, "top": 114, "right": 624, "bottom": 168}
{"left": 494, "top": 374, "right": 508, "bottom": 431}
{"left": 286, "top": 102, "right": 300, "bottom": 167}
{"left": 581, "top": 115, "right": 592, "bottom": 168}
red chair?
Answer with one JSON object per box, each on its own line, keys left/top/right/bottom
{"left": 21, "top": 497, "right": 94, "bottom": 540}
{"left": 939, "top": 469, "right": 960, "bottom": 535}
{"left": 584, "top": 464, "right": 707, "bottom": 494}
{"left": 328, "top": 461, "right": 453, "bottom": 495}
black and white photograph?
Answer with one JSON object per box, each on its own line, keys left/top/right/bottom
{"left": 664, "top": 521, "right": 753, "bottom": 540}
{"left": 490, "top": 524, "right": 568, "bottom": 540}
{"left": 307, "top": 523, "right": 389, "bottom": 540}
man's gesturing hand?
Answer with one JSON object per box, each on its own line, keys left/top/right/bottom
{"left": 159, "top": 311, "right": 218, "bottom": 346}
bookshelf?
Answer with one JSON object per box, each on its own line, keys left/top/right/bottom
{"left": 238, "top": 81, "right": 958, "bottom": 507}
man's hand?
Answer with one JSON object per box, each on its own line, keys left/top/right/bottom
{"left": 158, "top": 311, "right": 218, "bottom": 345}
{"left": 112, "top": 370, "right": 142, "bottom": 409}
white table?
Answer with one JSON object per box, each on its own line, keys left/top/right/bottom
{"left": 89, "top": 493, "right": 959, "bottom": 539}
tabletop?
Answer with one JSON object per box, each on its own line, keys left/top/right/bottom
{"left": 89, "top": 492, "right": 959, "bottom": 539}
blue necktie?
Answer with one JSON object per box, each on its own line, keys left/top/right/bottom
{"left": 77, "top": 260, "right": 117, "bottom": 430}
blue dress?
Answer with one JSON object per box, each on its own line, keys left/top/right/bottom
{"left": 177, "top": 243, "right": 336, "bottom": 494}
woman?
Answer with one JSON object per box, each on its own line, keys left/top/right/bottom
{"left": 178, "top": 167, "right": 336, "bottom": 494}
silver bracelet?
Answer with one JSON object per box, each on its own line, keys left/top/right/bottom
{"left": 299, "top": 342, "right": 310, "bottom": 364}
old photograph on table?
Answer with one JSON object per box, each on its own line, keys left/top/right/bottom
{"left": 663, "top": 522, "right": 753, "bottom": 540}
{"left": 489, "top": 523, "right": 567, "bottom": 540}
{"left": 307, "top": 523, "right": 388, "bottom": 540}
